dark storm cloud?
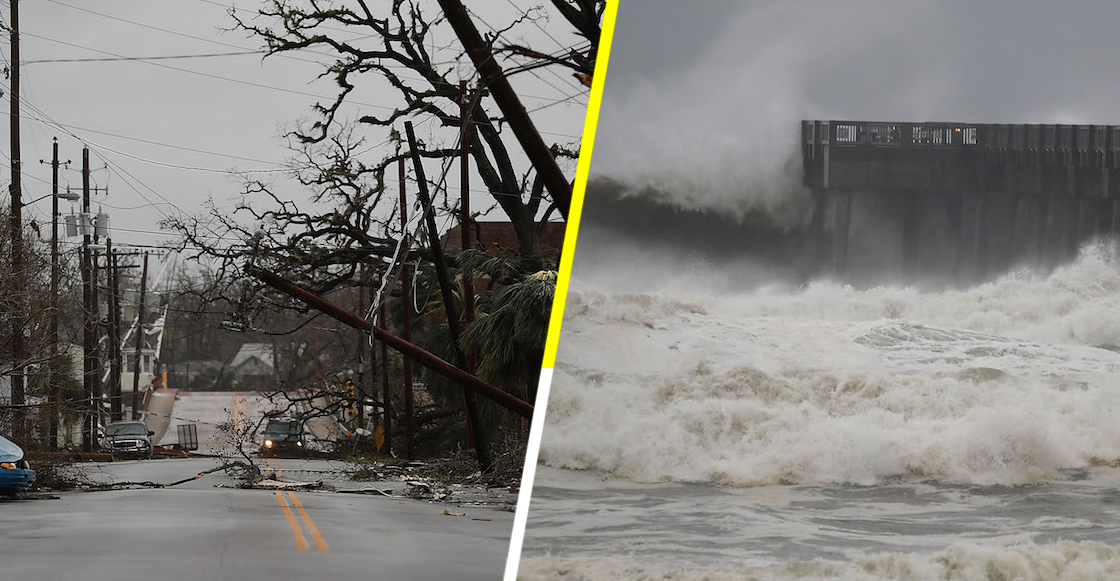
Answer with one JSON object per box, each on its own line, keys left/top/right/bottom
{"left": 589, "top": 0, "right": 1120, "bottom": 225}
{"left": 604, "top": 0, "right": 744, "bottom": 84}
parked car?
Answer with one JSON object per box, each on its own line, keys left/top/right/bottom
{"left": 260, "top": 419, "right": 305, "bottom": 455}
{"left": 103, "top": 421, "right": 155, "bottom": 459}
{"left": 0, "top": 435, "right": 35, "bottom": 496}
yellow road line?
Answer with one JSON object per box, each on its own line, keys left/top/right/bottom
{"left": 262, "top": 457, "right": 282, "bottom": 478}
{"left": 287, "top": 491, "right": 330, "bottom": 552}
{"left": 274, "top": 490, "right": 310, "bottom": 551}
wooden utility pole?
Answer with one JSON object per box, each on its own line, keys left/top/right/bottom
{"left": 8, "top": 0, "right": 25, "bottom": 441}
{"left": 108, "top": 246, "right": 122, "bottom": 422}
{"left": 459, "top": 82, "right": 478, "bottom": 447}
{"left": 91, "top": 222, "right": 101, "bottom": 427}
{"left": 398, "top": 158, "right": 415, "bottom": 459}
{"left": 460, "top": 82, "right": 477, "bottom": 347}
{"left": 355, "top": 265, "right": 366, "bottom": 431}
{"left": 379, "top": 303, "right": 390, "bottom": 456}
{"left": 436, "top": 0, "right": 571, "bottom": 218}
{"left": 81, "top": 148, "right": 95, "bottom": 451}
{"left": 404, "top": 121, "right": 491, "bottom": 472}
{"left": 130, "top": 252, "right": 149, "bottom": 420}
{"left": 48, "top": 138, "right": 60, "bottom": 448}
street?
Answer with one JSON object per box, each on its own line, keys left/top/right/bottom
{"left": 0, "top": 458, "right": 512, "bottom": 580}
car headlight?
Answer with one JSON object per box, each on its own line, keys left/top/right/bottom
{"left": 264, "top": 439, "right": 273, "bottom": 448}
{"left": 0, "top": 462, "right": 15, "bottom": 469}
{"left": 296, "top": 441, "right": 302, "bottom": 447}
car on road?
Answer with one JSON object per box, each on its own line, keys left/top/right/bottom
{"left": 260, "top": 419, "right": 306, "bottom": 455}
{"left": 103, "top": 421, "right": 155, "bottom": 459}
{"left": 0, "top": 435, "right": 35, "bottom": 496}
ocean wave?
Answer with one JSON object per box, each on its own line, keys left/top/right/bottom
{"left": 541, "top": 244, "right": 1120, "bottom": 486}
{"left": 518, "top": 540, "right": 1120, "bottom": 580}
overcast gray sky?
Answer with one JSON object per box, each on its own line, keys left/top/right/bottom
{"left": 1, "top": 1, "right": 589, "bottom": 256}
{"left": 591, "top": 0, "right": 1120, "bottom": 223}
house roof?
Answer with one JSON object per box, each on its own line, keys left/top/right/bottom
{"left": 441, "top": 221, "right": 565, "bottom": 260}
{"left": 230, "top": 343, "right": 274, "bottom": 370}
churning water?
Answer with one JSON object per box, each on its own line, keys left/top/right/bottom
{"left": 520, "top": 241, "right": 1120, "bottom": 580}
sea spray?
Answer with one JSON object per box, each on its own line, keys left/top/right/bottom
{"left": 540, "top": 243, "right": 1120, "bottom": 487}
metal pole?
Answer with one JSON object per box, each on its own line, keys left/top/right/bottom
{"left": 48, "top": 138, "right": 59, "bottom": 449}
{"left": 131, "top": 252, "right": 148, "bottom": 420}
{"left": 8, "top": 0, "right": 25, "bottom": 442}
{"left": 399, "top": 158, "right": 415, "bottom": 459}
{"left": 247, "top": 266, "right": 533, "bottom": 418}
{"left": 403, "top": 120, "right": 492, "bottom": 472}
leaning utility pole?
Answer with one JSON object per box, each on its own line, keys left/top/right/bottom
{"left": 81, "top": 148, "right": 95, "bottom": 451}
{"left": 436, "top": 0, "right": 571, "bottom": 218}
{"left": 130, "top": 252, "right": 148, "bottom": 420}
{"left": 404, "top": 121, "right": 491, "bottom": 472}
{"left": 8, "top": 0, "right": 25, "bottom": 441}
{"left": 248, "top": 266, "right": 533, "bottom": 419}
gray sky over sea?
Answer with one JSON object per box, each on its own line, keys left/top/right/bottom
{"left": 592, "top": 0, "right": 1120, "bottom": 221}
{"left": 0, "top": 1, "right": 588, "bottom": 256}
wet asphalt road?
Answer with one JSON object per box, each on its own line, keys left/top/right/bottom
{"left": 0, "top": 458, "right": 512, "bottom": 580}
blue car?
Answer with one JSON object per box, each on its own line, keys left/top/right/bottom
{"left": 0, "top": 435, "right": 35, "bottom": 496}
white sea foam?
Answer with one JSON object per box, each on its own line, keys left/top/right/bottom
{"left": 519, "top": 540, "right": 1120, "bottom": 580}
{"left": 541, "top": 243, "right": 1120, "bottom": 486}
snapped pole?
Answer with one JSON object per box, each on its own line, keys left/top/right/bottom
{"left": 247, "top": 266, "right": 533, "bottom": 419}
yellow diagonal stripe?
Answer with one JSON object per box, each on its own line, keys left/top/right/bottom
{"left": 288, "top": 491, "right": 330, "bottom": 552}
{"left": 541, "top": 0, "right": 618, "bottom": 369}
{"left": 275, "top": 490, "right": 310, "bottom": 551}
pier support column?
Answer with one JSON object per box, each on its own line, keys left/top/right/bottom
{"left": 901, "top": 191, "right": 918, "bottom": 279}
{"left": 950, "top": 192, "right": 965, "bottom": 280}
{"left": 1007, "top": 193, "right": 1021, "bottom": 269}
{"left": 973, "top": 192, "right": 989, "bottom": 280}
{"left": 1035, "top": 195, "right": 1050, "bottom": 265}
{"left": 832, "top": 189, "right": 853, "bottom": 276}
{"left": 804, "top": 189, "right": 827, "bottom": 278}
{"left": 1058, "top": 195, "right": 1079, "bottom": 261}
{"left": 1110, "top": 198, "right": 1120, "bottom": 240}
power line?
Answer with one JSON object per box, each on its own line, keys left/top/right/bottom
{"left": 17, "top": 114, "right": 286, "bottom": 166}
{"left": 24, "top": 50, "right": 265, "bottom": 65}
{"left": 21, "top": 31, "right": 398, "bottom": 113}
{"left": 39, "top": 0, "right": 330, "bottom": 65}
